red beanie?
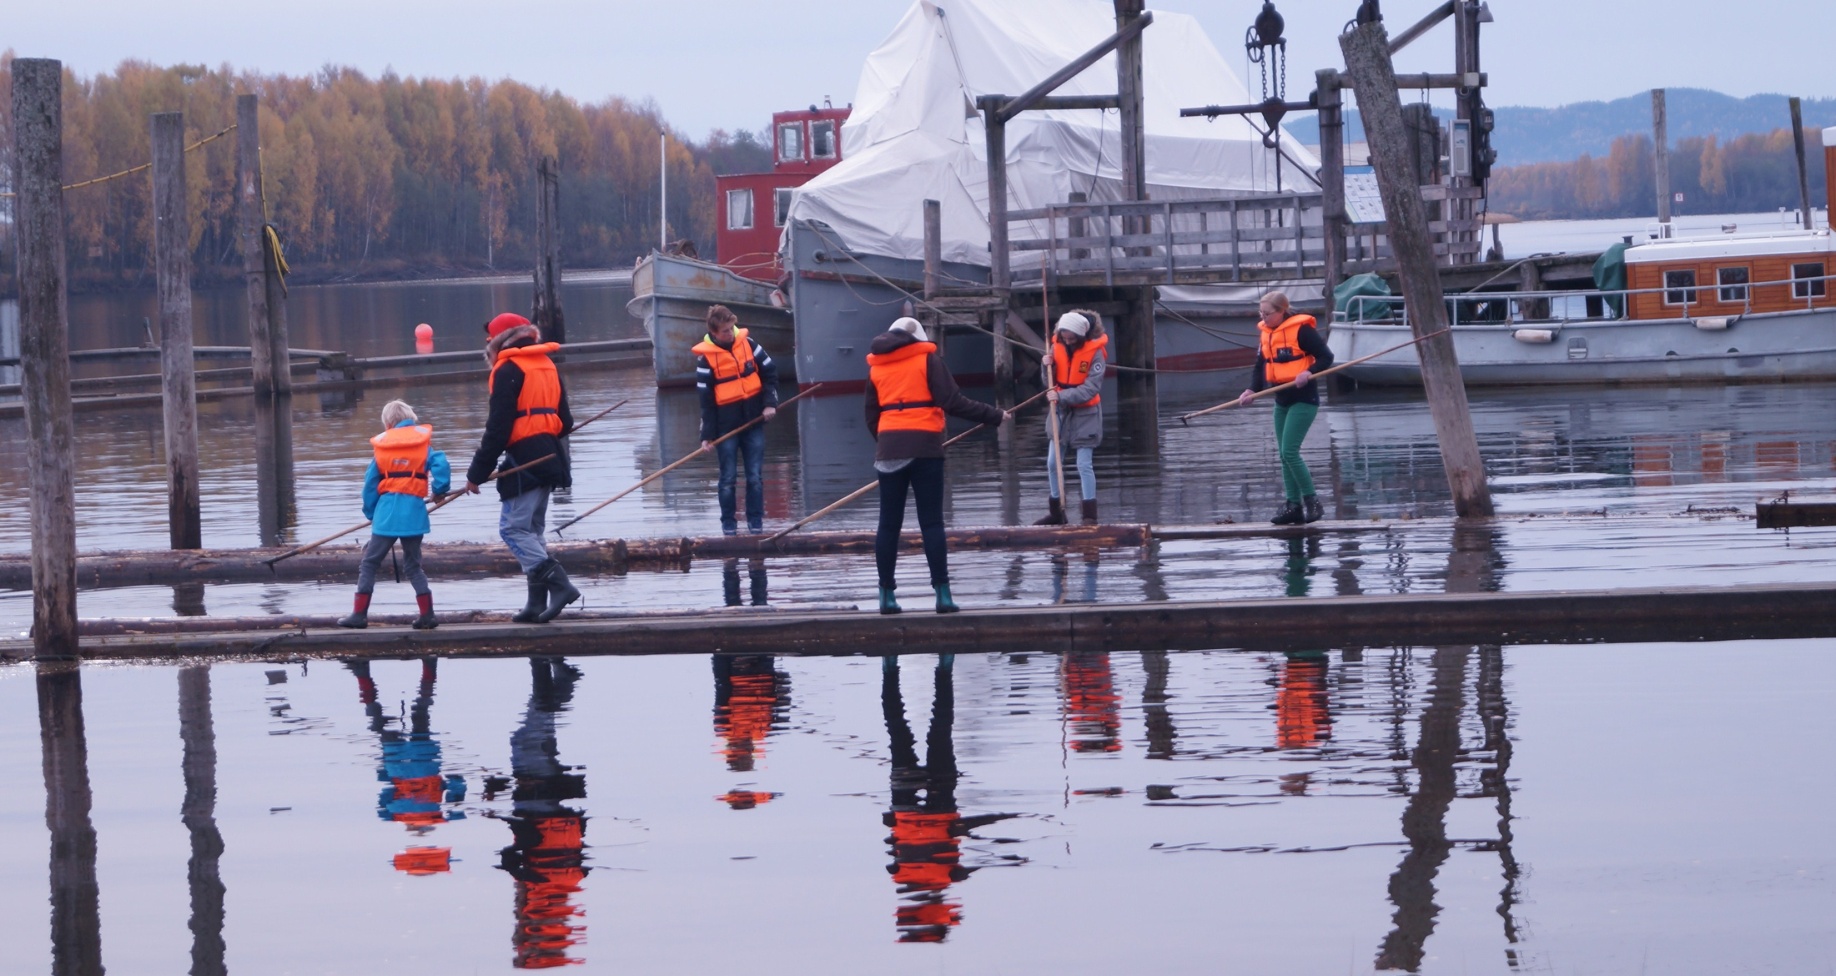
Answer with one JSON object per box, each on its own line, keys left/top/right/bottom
{"left": 486, "top": 312, "right": 531, "bottom": 338}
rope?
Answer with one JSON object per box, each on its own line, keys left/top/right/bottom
{"left": 1, "top": 123, "right": 237, "bottom": 197}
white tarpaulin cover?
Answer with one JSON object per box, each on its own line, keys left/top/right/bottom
{"left": 787, "top": 0, "right": 1320, "bottom": 267}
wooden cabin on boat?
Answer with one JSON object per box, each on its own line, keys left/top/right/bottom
{"left": 714, "top": 107, "right": 850, "bottom": 282}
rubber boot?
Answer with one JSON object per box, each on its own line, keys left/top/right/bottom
{"left": 1302, "top": 494, "right": 1324, "bottom": 524}
{"left": 1033, "top": 496, "right": 1067, "bottom": 526}
{"left": 534, "top": 559, "right": 582, "bottom": 623}
{"left": 1080, "top": 498, "right": 1099, "bottom": 525}
{"left": 878, "top": 587, "right": 902, "bottom": 615}
{"left": 934, "top": 584, "right": 960, "bottom": 614}
{"left": 1270, "top": 500, "right": 1304, "bottom": 526}
{"left": 511, "top": 572, "right": 545, "bottom": 623}
{"left": 412, "top": 592, "right": 438, "bottom": 630}
{"left": 338, "top": 592, "right": 371, "bottom": 629}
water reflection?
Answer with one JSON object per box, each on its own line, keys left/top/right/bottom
{"left": 711, "top": 654, "right": 790, "bottom": 789}
{"left": 1140, "top": 650, "right": 1179, "bottom": 760}
{"left": 491, "top": 658, "right": 589, "bottom": 970}
{"left": 1375, "top": 645, "right": 1470, "bottom": 972}
{"left": 1061, "top": 653, "right": 1122, "bottom": 754}
{"left": 346, "top": 659, "right": 466, "bottom": 844}
{"left": 179, "top": 666, "right": 226, "bottom": 976}
{"left": 1049, "top": 547, "right": 1100, "bottom": 604}
{"left": 720, "top": 557, "right": 769, "bottom": 607}
{"left": 39, "top": 663, "right": 103, "bottom": 976}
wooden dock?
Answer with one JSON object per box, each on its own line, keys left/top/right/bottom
{"left": 16, "top": 580, "right": 1835, "bottom": 663}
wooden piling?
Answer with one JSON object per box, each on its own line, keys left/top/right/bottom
{"left": 984, "top": 114, "right": 1015, "bottom": 403}
{"left": 1789, "top": 97, "right": 1813, "bottom": 231}
{"left": 235, "top": 95, "right": 290, "bottom": 398}
{"left": 534, "top": 155, "right": 566, "bottom": 343}
{"left": 37, "top": 664, "right": 104, "bottom": 973}
{"left": 152, "top": 112, "right": 203, "bottom": 550}
{"left": 1340, "top": 21, "right": 1493, "bottom": 517}
{"left": 13, "top": 58, "right": 80, "bottom": 660}
{"left": 178, "top": 666, "right": 226, "bottom": 974}
{"left": 1652, "top": 90, "right": 1671, "bottom": 232}
{"left": 1316, "top": 69, "right": 1348, "bottom": 296}
{"left": 922, "top": 198, "right": 943, "bottom": 355}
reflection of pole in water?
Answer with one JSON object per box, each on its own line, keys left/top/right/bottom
{"left": 1140, "top": 650, "right": 1178, "bottom": 760}
{"left": 172, "top": 582, "right": 207, "bottom": 617}
{"left": 1374, "top": 645, "right": 1470, "bottom": 972}
{"left": 38, "top": 663, "right": 104, "bottom": 975}
{"left": 253, "top": 393, "right": 298, "bottom": 547}
{"left": 496, "top": 657, "right": 589, "bottom": 969}
{"left": 712, "top": 654, "right": 790, "bottom": 778}
{"left": 1475, "top": 645, "right": 1524, "bottom": 965}
{"left": 179, "top": 666, "right": 226, "bottom": 976}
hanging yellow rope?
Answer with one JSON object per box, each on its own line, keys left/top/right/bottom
{"left": 262, "top": 223, "right": 291, "bottom": 297}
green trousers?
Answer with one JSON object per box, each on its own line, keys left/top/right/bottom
{"left": 1272, "top": 401, "right": 1318, "bottom": 502}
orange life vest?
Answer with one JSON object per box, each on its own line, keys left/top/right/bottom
{"left": 692, "top": 328, "right": 764, "bottom": 406}
{"left": 1052, "top": 334, "right": 1109, "bottom": 408}
{"left": 371, "top": 424, "right": 433, "bottom": 498}
{"left": 1259, "top": 313, "right": 1318, "bottom": 385}
{"left": 490, "top": 342, "right": 564, "bottom": 443}
{"left": 866, "top": 341, "right": 944, "bottom": 434}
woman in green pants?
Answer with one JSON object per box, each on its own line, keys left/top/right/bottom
{"left": 1238, "top": 291, "right": 1334, "bottom": 524}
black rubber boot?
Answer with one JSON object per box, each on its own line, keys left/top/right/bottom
{"left": 1270, "top": 500, "right": 1304, "bottom": 525}
{"left": 1033, "top": 496, "right": 1067, "bottom": 526}
{"left": 533, "top": 559, "right": 581, "bottom": 623}
{"left": 1302, "top": 494, "right": 1324, "bottom": 524}
{"left": 511, "top": 573, "right": 546, "bottom": 623}
{"left": 1080, "top": 499, "right": 1099, "bottom": 525}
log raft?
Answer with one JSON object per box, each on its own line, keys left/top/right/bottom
{"left": 14, "top": 580, "right": 1836, "bottom": 663}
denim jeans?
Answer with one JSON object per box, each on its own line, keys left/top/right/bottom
{"left": 716, "top": 424, "right": 767, "bottom": 534}
{"left": 875, "top": 456, "right": 948, "bottom": 591}
{"left": 1046, "top": 443, "right": 1097, "bottom": 501}
{"left": 499, "top": 487, "right": 551, "bottom": 573}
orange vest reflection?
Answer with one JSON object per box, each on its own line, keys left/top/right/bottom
{"left": 346, "top": 659, "right": 466, "bottom": 853}
{"left": 494, "top": 658, "right": 589, "bottom": 970}
{"left": 1062, "top": 653, "right": 1122, "bottom": 753}
{"left": 1275, "top": 653, "right": 1332, "bottom": 795}
{"left": 713, "top": 655, "right": 790, "bottom": 775}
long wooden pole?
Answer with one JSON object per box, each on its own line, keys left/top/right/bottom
{"left": 153, "top": 111, "right": 203, "bottom": 550}
{"left": 1176, "top": 329, "right": 1449, "bottom": 425}
{"left": 565, "top": 398, "right": 628, "bottom": 437}
{"left": 14, "top": 58, "right": 80, "bottom": 660}
{"left": 767, "top": 388, "right": 1048, "bottom": 542}
{"left": 1652, "top": 90, "right": 1671, "bottom": 233}
{"left": 1790, "top": 97, "right": 1813, "bottom": 231}
{"left": 554, "top": 384, "right": 822, "bottom": 536}
{"left": 263, "top": 453, "right": 556, "bottom": 567}
{"left": 1044, "top": 297, "right": 1065, "bottom": 507}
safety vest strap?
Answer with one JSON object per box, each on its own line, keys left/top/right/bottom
{"left": 881, "top": 399, "right": 937, "bottom": 411}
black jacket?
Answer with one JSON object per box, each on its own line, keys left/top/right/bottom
{"left": 467, "top": 340, "right": 575, "bottom": 499}
{"left": 695, "top": 335, "right": 781, "bottom": 441}
{"left": 863, "top": 330, "right": 1005, "bottom": 461}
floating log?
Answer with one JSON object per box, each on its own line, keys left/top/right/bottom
{"left": 17, "top": 581, "right": 1836, "bottom": 663}
{"left": 1755, "top": 499, "right": 1836, "bottom": 529}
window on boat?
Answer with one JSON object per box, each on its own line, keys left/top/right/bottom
{"left": 726, "top": 188, "right": 754, "bottom": 231}
{"left": 811, "top": 119, "right": 837, "bottom": 158}
{"left": 773, "top": 188, "right": 793, "bottom": 228}
{"left": 1663, "top": 269, "right": 1697, "bottom": 306}
{"left": 1792, "top": 262, "right": 1828, "bottom": 299}
{"left": 1716, "top": 267, "right": 1749, "bottom": 303}
{"left": 778, "top": 122, "right": 803, "bottom": 163}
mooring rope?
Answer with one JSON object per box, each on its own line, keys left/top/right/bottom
{"left": 0, "top": 123, "right": 238, "bottom": 198}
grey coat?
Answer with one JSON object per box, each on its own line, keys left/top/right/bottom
{"left": 1042, "top": 346, "right": 1106, "bottom": 449}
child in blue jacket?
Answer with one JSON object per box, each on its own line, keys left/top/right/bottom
{"left": 340, "top": 400, "right": 452, "bottom": 629}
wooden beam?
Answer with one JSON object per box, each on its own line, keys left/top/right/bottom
{"left": 1790, "top": 97, "right": 1813, "bottom": 230}
{"left": 1387, "top": 0, "right": 1456, "bottom": 54}
{"left": 996, "top": 11, "right": 1152, "bottom": 122}
{"left": 1317, "top": 69, "right": 1348, "bottom": 296}
{"left": 1341, "top": 21, "right": 1493, "bottom": 517}
{"left": 152, "top": 112, "right": 203, "bottom": 551}
{"left": 13, "top": 58, "right": 80, "bottom": 660}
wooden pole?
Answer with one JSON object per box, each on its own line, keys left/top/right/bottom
{"left": 1652, "top": 90, "right": 1671, "bottom": 233}
{"left": 37, "top": 665, "right": 104, "bottom": 973}
{"left": 152, "top": 112, "right": 202, "bottom": 551}
{"left": 1789, "top": 97, "right": 1813, "bottom": 231}
{"left": 1177, "top": 329, "right": 1449, "bottom": 424}
{"left": 178, "top": 666, "right": 226, "bottom": 975}
{"left": 1317, "top": 69, "right": 1348, "bottom": 296}
{"left": 13, "top": 58, "right": 80, "bottom": 660}
{"left": 767, "top": 388, "right": 1048, "bottom": 542}
{"left": 533, "top": 156, "right": 566, "bottom": 344}
{"left": 554, "top": 384, "right": 822, "bottom": 536}
{"left": 1044, "top": 295, "right": 1064, "bottom": 508}
{"left": 235, "top": 95, "right": 276, "bottom": 399}
{"left": 1341, "top": 21, "right": 1493, "bottom": 517}
{"left": 923, "top": 199, "right": 944, "bottom": 356}
{"left": 985, "top": 112, "right": 1014, "bottom": 404}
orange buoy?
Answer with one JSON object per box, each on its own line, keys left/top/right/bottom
{"left": 414, "top": 323, "right": 434, "bottom": 355}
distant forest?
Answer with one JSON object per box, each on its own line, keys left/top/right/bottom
{"left": 0, "top": 56, "right": 774, "bottom": 289}
{"left": 1486, "top": 128, "right": 1828, "bottom": 220}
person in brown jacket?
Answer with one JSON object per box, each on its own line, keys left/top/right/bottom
{"left": 864, "top": 317, "right": 1009, "bottom": 614}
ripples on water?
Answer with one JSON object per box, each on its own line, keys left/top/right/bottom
{"left": 3, "top": 642, "right": 1832, "bottom": 973}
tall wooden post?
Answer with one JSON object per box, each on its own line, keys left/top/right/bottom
{"left": 1342, "top": 20, "right": 1493, "bottom": 517}
{"left": 922, "top": 198, "right": 944, "bottom": 357}
{"left": 152, "top": 112, "right": 202, "bottom": 550}
{"left": 236, "top": 95, "right": 290, "bottom": 397}
{"left": 38, "top": 664, "right": 104, "bottom": 975}
{"left": 533, "top": 156, "right": 566, "bottom": 344}
{"left": 1114, "top": 0, "right": 1155, "bottom": 383}
{"left": 1789, "top": 97, "right": 1813, "bottom": 230}
{"left": 180, "top": 666, "right": 227, "bottom": 976}
{"left": 1651, "top": 90, "right": 1671, "bottom": 234}
{"left": 985, "top": 111, "right": 1014, "bottom": 403}
{"left": 13, "top": 58, "right": 79, "bottom": 659}
{"left": 1317, "top": 70, "right": 1348, "bottom": 297}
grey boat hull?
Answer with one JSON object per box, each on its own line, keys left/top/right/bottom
{"left": 628, "top": 253, "right": 795, "bottom": 387}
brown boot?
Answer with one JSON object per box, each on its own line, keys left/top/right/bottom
{"left": 1080, "top": 499, "right": 1098, "bottom": 525}
{"left": 1033, "top": 496, "right": 1067, "bottom": 526}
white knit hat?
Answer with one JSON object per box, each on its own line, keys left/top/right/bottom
{"left": 1054, "top": 311, "right": 1090, "bottom": 337}
{"left": 889, "top": 316, "right": 929, "bottom": 342}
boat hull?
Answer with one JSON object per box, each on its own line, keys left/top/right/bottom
{"left": 1327, "top": 308, "right": 1836, "bottom": 386}
{"left": 628, "top": 253, "right": 795, "bottom": 387}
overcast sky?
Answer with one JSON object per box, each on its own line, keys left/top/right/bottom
{"left": 8, "top": 0, "right": 1830, "bottom": 139}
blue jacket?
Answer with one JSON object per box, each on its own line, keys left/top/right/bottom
{"left": 362, "top": 420, "right": 452, "bottom": 537}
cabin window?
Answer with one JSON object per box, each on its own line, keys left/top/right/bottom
{"left": 1716, "top": 267, "right": 1749, "bottom": 303}
{"left": 777, "top": 122, "right": 803, "bottom": 162}
{"left": 811, "top": 119, "right": 837, "bottom": 158}
{"left": 1792, "top": 262, "right": 1828, "bottom": 299}
{"left": 1663, "top": 269, "right": 1697, "bottom": 306}
{"left": 726, "top": 188, "right": 753, "bottom": 231}
{"left": 773, "top": 188, "right": 793, "bottom": 228}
